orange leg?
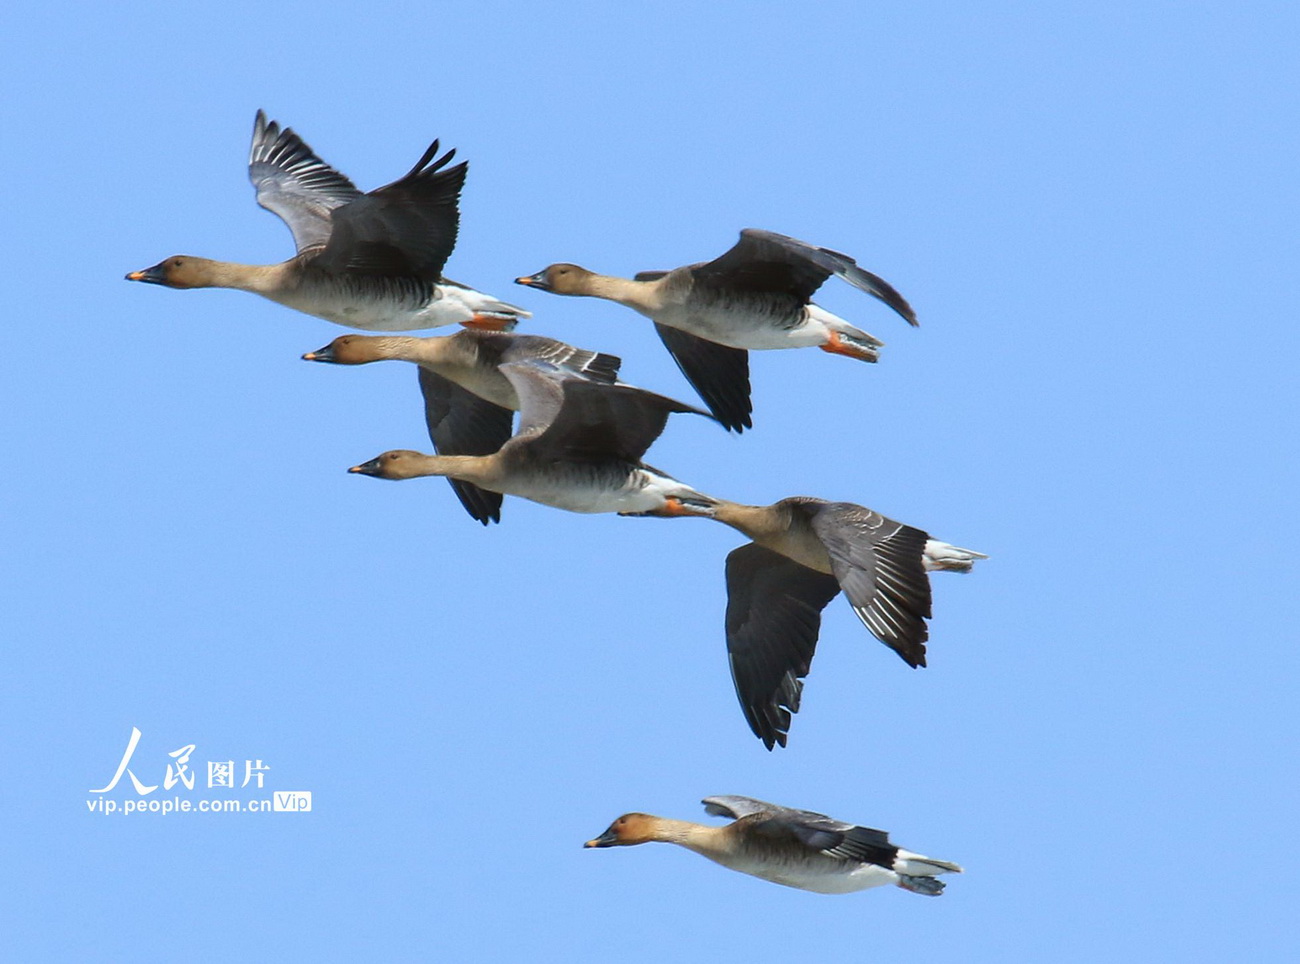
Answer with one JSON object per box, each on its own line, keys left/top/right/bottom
{"left": 819, "top": 330, "right": 879, "bottom": 362}
{"left": 460, "top": 314, "right": 519, "bottom": 332}
{"left": 618, "top": 498, "right": 704, "bottom": 518}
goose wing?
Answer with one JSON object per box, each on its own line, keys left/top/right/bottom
{"left": 764, "top": 812, "right": 898, "bottom": 867}
{"left": 500, "top": 361, "right": 708, "bottom": 463}
{"left": 249, "top": 111, "right": 363, "bottom": 253}
{"left": 704, "top": 796, "right": 897, "bottom": 866}
{"left": 653, "top": 323, "right": 752, "bottom": 432}
{"left": 701, "top": 795, "right": 780, "bottom": 820}
{"left": 492, "top": 333, "right": 622, "bottom": 384}
{"left": 695, "top": 228, "right": 916, "bottom": 324}
{"left": 800, "top": 500, "right": 933, "bottom": 667}
{"left": 723, "top": 544, "right": 841, "bottom": 749}
{"left": 417, "top": 367, "right": 512, "bottom": 524}
{"left": 313, "top": 139, "right": 467, "bottom": 285}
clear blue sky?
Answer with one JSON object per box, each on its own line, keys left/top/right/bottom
{"left": 4, "top": 1, "right": 1298, "bottom": 960}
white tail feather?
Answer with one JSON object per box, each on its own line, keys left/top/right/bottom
{"left": 894, "top": 849, "right": 964, "bottom": 876}
{"left": 923, "top": 540, "right": 988, "bottom": 573}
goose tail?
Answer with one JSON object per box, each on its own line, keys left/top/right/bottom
{"left": 922, "top": 540, "right": 988, "bottom": 573}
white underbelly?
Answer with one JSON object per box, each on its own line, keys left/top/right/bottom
{"left": 501, "top": 468, "right": 693, "bottom": 515}
{"left": 754, "top": 863, "right": 897, "bottom": 894}
{"left": 654, "top": 305, "right": 822, "bottom": 350}
{"left": 269, "top": 291, "right": 461, "bottom": 332}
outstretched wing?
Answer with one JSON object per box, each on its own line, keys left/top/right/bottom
{"left": 724, "top": 544, "right": 841, "bottom": 749}
{"left": 704, "top": 795, "right": 899, "bottom": 868}
{"left": 249, "top": 111, "right": 363, "bottom": 253}
{"left": 770, "top": 815, "right": 898, "bottom": 868}
{"left": 417, "top": 367, "right": 512, "bottom": 525}
{"left": 653, "top": 323, "right": 752, "bottom": 433}
{"left": 695, "top": 228, "right": 916, "bottom": 324}
{"left": 801, "top": 500, "right": 932, "bottom": 667}
{"left": 701, "top": 795, "right": 780, "bottom": 820}
{"left": 500, "top": 361, "right": 710, "bottom": 463}
{"left": 314, "top": 139, "right": 467, "bottom": 284}
{"left": 496, "top": 333, "right": 622, "bottom": 384}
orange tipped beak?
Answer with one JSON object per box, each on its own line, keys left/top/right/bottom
{"left": 584, "top": 827, "right": 619, "bottom": 847}
{"left": 515, "top": 270, "right": 550, "bottom": 290}
{"left": 125, "top": 270, "right": 146, "bottom": 281}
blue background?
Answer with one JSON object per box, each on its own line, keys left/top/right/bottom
{"left": 4, "top": 1, "right": 1297, "bottom": 960}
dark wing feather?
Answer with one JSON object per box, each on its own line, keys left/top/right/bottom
{"left": 698, "top": 229, "right": 917, "bottom": 324}
{"left": 653, "top": 324, "right": 751, "bottom": 432}
{"left": 777, "top": 819, "right": 897, "bottom": 868}
{"left": 815, "top": 825, "right": 899, "bottom": 867}
{"left": 417, "top": 367, "right": 511, "bottom": 525}
{"left": 315, "top": 140, "right": 467, "bottom": 283}
{"left": 724, "top": 544, "right": 842, "bottom": 749}
{"left": 500, "top": 334, "right": 622, "bottom": 384}
{"left": 502, "top": 362, "right": 709, "bottom": 463}
{"left": 248, "top": 111, "right": 362, "bottom": 253}
{"left": 692, "top": 230, "right": 833, "bottom": 302}
{"left": 802, "top": 501, "right": 932, "bottom": 667}
{"left": 701, "top": 795, "right": 779, "bottom": 820}
{"left": 461, "top": 331, "right": 621, "bottom": 386}
{"left": 742, "top": 229, "right": 917, "bottom": 324}
{"left": 740, "top": 803, "right": 900, "bottom": 869}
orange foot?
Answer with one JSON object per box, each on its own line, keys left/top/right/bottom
{"left": 460, "top": 314, "right": 519, "bottom": 332}
{"left": 820, "top": 331, "right": 879, "bottom": 362}
{"left": 619, "top": 498, "right": 699, "bottom": 518}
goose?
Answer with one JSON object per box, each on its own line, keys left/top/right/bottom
{"left": 629, "top": 496, "right": 985, "bottom": 748}
{"left": 586, "top": 795, "right": 962, "bottom": 896}
{"left": 516, "top": 229, "right": 915, "bottom": 430}
{"left": 304, "top": 330, "right": 621, "bottom": 524}
{"left": 349, "top": 360, "right": 715, "bottom": 516}
{"left": 127, "top": 111, "right": 528, "bottom": 331}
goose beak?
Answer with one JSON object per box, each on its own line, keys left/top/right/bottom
{"left": 125, "top": 263, "right": 167, "bottom": 285}
{"left": 584, "top": 828, "right": 619, "bottom": 848}
{"left": 515, "top": 270, "right": 549, "bottom": 291}
{"left": 348, "top": 458, "right": 382, "bottom": 476}
{"left": 302, "top": 344, "right": 334, "bottom": 363}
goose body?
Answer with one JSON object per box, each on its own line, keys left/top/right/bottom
{"left": 304, "top": 330, "right": 620, "bottom": 411}
{"left": 349, "top": 360, "right": 714, "bottom": 517}
{"left": 586, "top": 795, "right": 962, "bottom": 896}
{"left": 127, "top": 111, "right": 528, "bottom": 331}
{"left": 517, "top": 229, "right": 916, "bottom": 430}
{"left": 633, "top": 496, "right": 986, "bottom": 748}
{"left": 306, "top": 330, "right": 622, "bottom": 523}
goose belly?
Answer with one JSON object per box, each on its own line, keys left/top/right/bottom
{"left": 655, "top": 303, "right": 822, "bottom": 350}
{"left": 766, "top": 863, "right": 898, "bottom": 895}
{"left": 500, "top": 465, "right": 679, "bottom": 515}
{"left": 269, "top": 289, "right": 444, "bottom": 331}
{"left": 713, "top": 851, "right": 896, "bottom": 894}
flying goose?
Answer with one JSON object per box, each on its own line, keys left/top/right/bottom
{"left": 586, "top": 795, "right": 962, "bottom": 896}
{"left": 349, "top": 360, "right": 715, "bottom": 516}
{"left": 516, "top": 229, "right": 915, "bottom": 430}
{"left": 127, "top": 111, "right": 528, "bottom": 331}
{"left": 304, "top": 330, "right": 621, "bottom": 524}
{"left": 631, "top": 496, "right": 985, "bottom": 748}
